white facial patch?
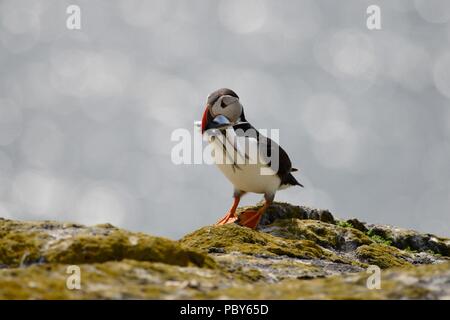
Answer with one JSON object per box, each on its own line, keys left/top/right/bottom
{"left": 211, "top": 95, "right": 242, "bottom": 123}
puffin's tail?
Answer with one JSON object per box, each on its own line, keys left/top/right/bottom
{"left": 285, "top": 172, "right": 304, "bottom": 188}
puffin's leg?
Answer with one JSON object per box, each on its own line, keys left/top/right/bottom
{"left": 216, "top": 192, "right": 243, "bottom": 225}
{"left": 238, "top": 194, "right": 274, "bottom": 229}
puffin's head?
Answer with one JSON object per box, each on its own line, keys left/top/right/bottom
{"left": 201, "top": 88, "right": 245, "bottom": 134}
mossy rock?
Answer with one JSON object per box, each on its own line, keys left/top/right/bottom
{"left": 366, "top": 225, "right": 450, "bottom": 256}
{"left": 44, "top": 230, "right": 215, "bottom": 268}
{"left": 267, "top": 218, "right": 373, "bottom": 251}
{"left": 213, "top": 252, "right": 359, "bottom": 282}
{"left": 0, "top": 220, "right": 53, "bottom": 267}
{"left": 180, "top": 223, "right": 335, "bottom": 261}
{"left": 0, "top": 232, "right": 47, "bottom": 267}
{"left": 336, "top": 218, "right": 369, "bottom": 233}
{"left": 206, "top": 262, "right": 450, "bottom": 300}
{"left": 237, "top": 202, "right": 335, "bottom": 226}
{"left": 0, "top": 260, "right": 239, "bottom": 299}
{"left": 1, "top": 259, "right": 449, "bottom": 299}
{"left": 1, "top": 202, "right": 450, "bottom": 300}
{"left": 0, "top": 219, "right": 214, "bottom": 268}
{"left": 355, "top": 244, "right": 413, "bottom": 269}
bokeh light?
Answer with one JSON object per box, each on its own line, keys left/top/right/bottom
{"left": 415, "top": 0, "right": 450, "bottom": 24}
{"left": 0, "top": 0, "right": 449, "bottom": 238}
{"left": 314, "top": 29, "right": 378, "bottom": 93}
{"left": 0, "top": 99, "right": 23, "bottom": 146}
{"left": 433, "top": 52, "right": 450, "bottom": 99}
{"left": 20, "top": 118, "right": 64, "bottom": 168}
{"left": 11, "top": 170, "right": 72, "bottom": 217}
{"left": 0, "top": 150, "right": 13, "bottom": 198}
{"left": 117, "top": 0, "right": 171, "bottom": 28}
{"left": 50, "top": 48, "right": 132, "bottom": 99}
{"left": 218, "top": 0, "right": 267, "bottom": 34}
{"left": 382, "top": 34, "right": 432, "bottom": 92}
{"left": 301, "top": 94, "right": 360, "bottom": 169}
{"left": 0, "top": 0, "right": 42, "bottom": 53}
{"left": 74, "top": 182, "right": 132, "bottom": 226}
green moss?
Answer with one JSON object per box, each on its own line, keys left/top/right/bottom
{"left": 245, "top": 201, "right": 308, "bottom": 219}
{"left": 336, "top": 220, "right": 354, "bottom": 229}
{"left": 180, "top": 223, "right": 333, "bottom": 260}
{"left": 0, "top": 220, "right": 51, "bottom": 267}
{"left": 0, "top": 260, "right": 241, "bottom": 299}
{"left": 404, "top": 246, "right": 418, "bottom": 254}
{"left": 1, "top": 260, "right": 448, "bottom": 299}
{"left": 44, "top": 230, "right": 215, "bottom": 268}
{"left": 367, "top": 229, "right": 393, "bottom": 246}
{"left": 2, "top": 205, "right": 449, "bottom": 300}
{"left": 0, "top": 219, "right": 215, "bottom": 268}
{"left": 269, "top": 219, "right": 373, "bottom": 251}
{"left": 236, "top": 202, "right": 336, "bottom": 225}
{"left": 0, "top": 264, "right": 68, "bottom": 299}
{"left": 203, "top": 262, "right": 450, "bottom": 300}
{"left": 230, "top": 267, "right": 265, "bottom": 282}
{"left": 355, "top": 244, "right": 412, "bottom": 269}
{"left": 426, "top": 249, "right": 442, "bottom": 257}
{"left": 214, "top": 252, "right": 330, "bottom": 282}
{"left": 369, "top": 235, "right": 393, "bottom": 246}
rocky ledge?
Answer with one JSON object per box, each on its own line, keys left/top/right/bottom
{"left": 1, "top": 202, "right": 449, "bottom": 299}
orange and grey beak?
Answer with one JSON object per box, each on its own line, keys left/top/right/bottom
{"left": 201, "top": 107, "right": 231, "bottom": 134}
{"left": 201, "top": 106, "right": 209, "bottom": 134}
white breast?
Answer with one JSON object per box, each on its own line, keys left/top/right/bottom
{"left": 208, "top": 128, "right": 281, "bottom": 194}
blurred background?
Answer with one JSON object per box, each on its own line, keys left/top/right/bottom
{"left": 0, "top": 0, "right": 450, "bottom": 238}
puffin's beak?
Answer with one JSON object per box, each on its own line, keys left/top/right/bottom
{"left": 204, "top": 115, "right": 231, "bottom": 132}
{"left": 201, "top": 106, "right": 209, "bottom": 134}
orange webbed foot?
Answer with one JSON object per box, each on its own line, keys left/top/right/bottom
{"left": 237, "top": 209, "right": 263, "bottom": 229}
{"left": 215, "top": 196, "right": 241, "bottom": 226}
{"left": 216, "top": 212, "right": 238, "bottom": 225}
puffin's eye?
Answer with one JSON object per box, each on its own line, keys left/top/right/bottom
{"left": 221, "top": 100, "right": 227, "bottom": 108}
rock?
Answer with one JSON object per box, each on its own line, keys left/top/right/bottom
{"left": 0, "top": 257, "right": 448, "bottom": 300}
{"left": 205, "top": 262, "right": 450, "bottom": 300}
{"left": 264, "top": 218, "right": 372, "bottom": 251}
{"left": 355, "top": 244, "right": 413, "bottom": 269}
{"left": 346, "top": 218, "right": 369, "bottom": 233}
{"left": 250, "top": 202, "right": 336, "bottom": 226}
{"left": 0, "top": 202, "right": 449, "bottom": 299}
{"left": 180, "top": 223, "right": 335, "bottom": 261}
{"left": 366, "top": 224, "right": 450, "bottom": 256}
{"left": 0, "top": 219, "right": 215, "bottom": 268}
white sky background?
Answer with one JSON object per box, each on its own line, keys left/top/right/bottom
{"left": 0, "top": 0, "right": 450, "bottom": 238}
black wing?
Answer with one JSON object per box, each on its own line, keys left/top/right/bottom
{"left": 233, "top": 122, "right": 303, "bottom": 187}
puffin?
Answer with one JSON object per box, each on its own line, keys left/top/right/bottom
{"left": 201, "top": 88, "right": 303, "bottom": 229}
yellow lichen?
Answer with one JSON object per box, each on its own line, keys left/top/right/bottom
{"left": 355, "top": 244, "right": 412, "bottom": 269}
{"left": 180, "top": 223, "right": 333, "bottom": 260}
